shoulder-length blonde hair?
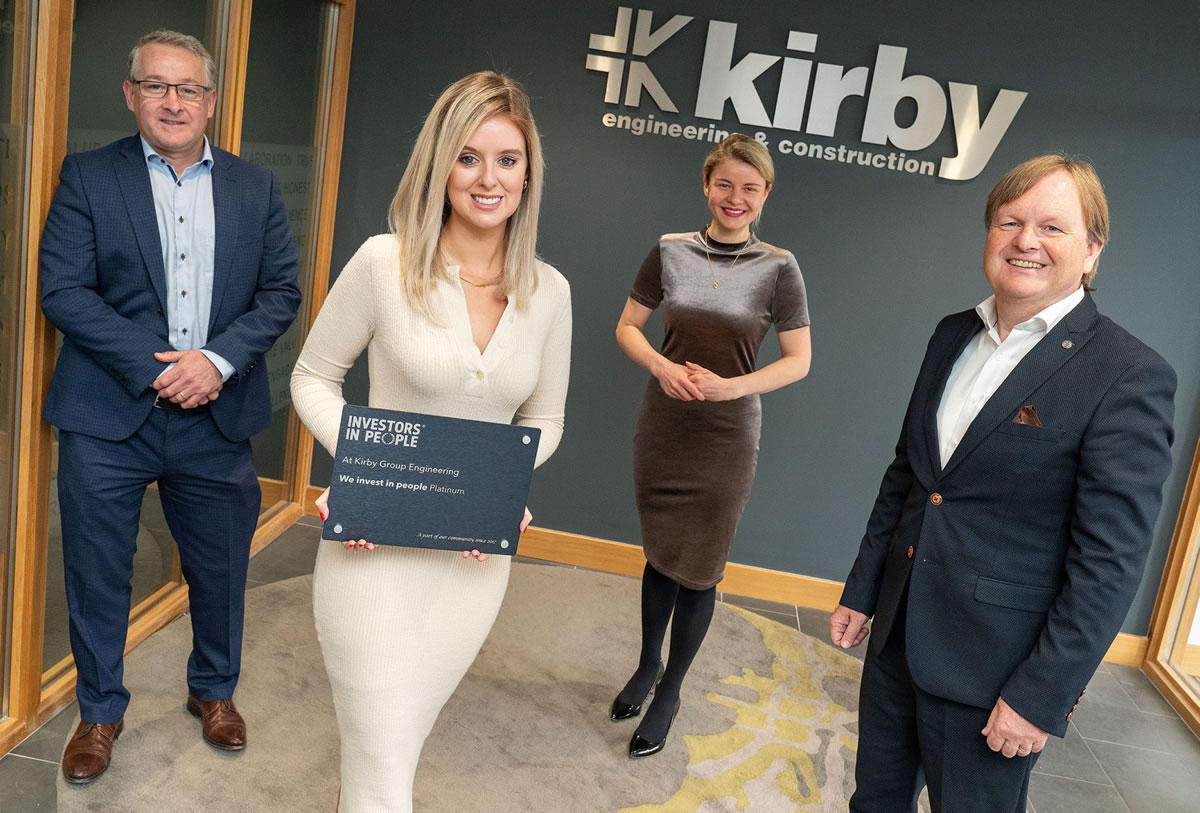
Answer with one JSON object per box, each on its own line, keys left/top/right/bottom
{"left": 388, "top": 71, "right": 544, "bottom": 314}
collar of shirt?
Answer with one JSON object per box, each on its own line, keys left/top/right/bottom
{"left": 936, "top": 287, "right": 1085, "bottom": 467}
{"left": 140, "top": 135, "right": 214, "bottom": 178}
{"left": 974, "top": 286, "right": 1086, "bottom": 344}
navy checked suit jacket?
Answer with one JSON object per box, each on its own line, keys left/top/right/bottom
{"left": 40, "top": 135, "right": 301, "bottom": 442}
{"left": 840, "top": 294, "right": 1175, "bottom": 737}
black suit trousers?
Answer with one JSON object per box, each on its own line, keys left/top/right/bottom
{"left": 851, "top": 596, "right": 1038, "bottom": 813}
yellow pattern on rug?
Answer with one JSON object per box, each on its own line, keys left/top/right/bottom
{"left": 620, "top": 606, "right": 863, "bottom": 812}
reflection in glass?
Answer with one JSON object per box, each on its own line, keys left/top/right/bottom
{"left": 1, "top": 0, "right": 36, "bottom": 714}
{"left": 42, "top": 1, "right": 221, "bottom": 675}
{"left": 241, "top": 0, "right": 329, "bottom": 509}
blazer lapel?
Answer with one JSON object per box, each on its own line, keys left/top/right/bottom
{"left": 941, "top": 295, "right": 1098, "bottom": 477}
{"left": 209, "top": 148, "right": 240, "bottom": 332}
{"left": 919, "top": 312, "right": 981, "bottom": 480}
{"left": 115, "top": 137, "right": 168, "bottom": 310}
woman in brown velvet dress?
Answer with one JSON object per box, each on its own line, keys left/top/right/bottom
{"left": 612, "top": 134, "right": 812, "bottom": 758}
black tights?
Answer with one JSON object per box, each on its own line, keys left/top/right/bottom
{"left": 616, "top": 562, "right": 716, "bottom": 741}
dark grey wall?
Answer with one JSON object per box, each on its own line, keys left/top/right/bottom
{"left": 323, "top": 0, "right": 1200, "bottom": 633}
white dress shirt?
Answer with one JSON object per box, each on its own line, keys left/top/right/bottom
{"left": 141, "top": 135, "right": 234, "bottom": 381}
{"left": 936, "top": 287, "right": 1084, "bottom": 467}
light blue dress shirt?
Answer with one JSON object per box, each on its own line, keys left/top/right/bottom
{"left": 141, "top": 136, "right": 234, "bottom": 382}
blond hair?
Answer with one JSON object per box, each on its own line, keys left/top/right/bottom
{"left": 985, "top": 154, "right": 1109, "bottom": 288}
{"left": 129, "top": 29, "right": 217, "bottom": 88}
{"left": 387, "top": 71, "right": 544, "bottom": 315}
{"left": 703, "top": 134, "right": 775, "bottom": 187}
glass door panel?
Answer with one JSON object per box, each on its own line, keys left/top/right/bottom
{"left": 240, "top": 0, "right": 331, "bottom": 511}
{"left": 1148, "top": 439, "right": 1200, "bottom": 737}
{"left": 1164, "top": 527, "right": 1200, "bottom": 690}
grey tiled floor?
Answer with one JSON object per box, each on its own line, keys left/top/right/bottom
{"left": 3, "top": 518, "right": 1198, "bottom": 812}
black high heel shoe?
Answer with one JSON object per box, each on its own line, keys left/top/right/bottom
{"left": 609, "top": 662, "right": 666, "bottom": 721}
{"left": 628, "top": 697, "right": 681, "bottom": 759}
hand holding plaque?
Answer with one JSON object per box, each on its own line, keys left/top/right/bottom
{"left": 323, "top": 406, "right": 541, "bottom": 556}
{"left": 315, "top": 487, "right": 375, "bottom": 551}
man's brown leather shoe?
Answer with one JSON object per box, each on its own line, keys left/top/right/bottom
{"left": 61, "top": 718, "right": 123, "bottom": 784}
{"left": 186, "top": 695, "right": 246, "bottom": 751}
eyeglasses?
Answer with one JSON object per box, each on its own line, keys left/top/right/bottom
{"left": 130, "top": 79, "right": 212, "bottom": 103}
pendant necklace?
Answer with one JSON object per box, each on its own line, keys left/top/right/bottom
{"left": 701, "top": 229, "right": 750, "bottom": 289}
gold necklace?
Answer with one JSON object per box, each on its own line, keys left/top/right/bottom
{"left": 444, "top": 253, "right": 504, "bottom": 288}
{"left": 458, "top": 272, "right": 504, "bottom": 288}
{"left": 701, "top": 230, "right": 750, "bottom": 289}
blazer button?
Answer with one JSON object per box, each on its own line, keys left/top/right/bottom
{"left": 930, "top": 493, "right": 943, "bottom": 505}
{"left": 907, "top": 545, "right": 914, "bottom": 559}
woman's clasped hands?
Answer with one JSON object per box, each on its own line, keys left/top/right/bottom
{"left": 652, "top": 358, "right": 741, "bottom": 402}
{"left": 683, "top": 361, "right": 743, "bottom": 401}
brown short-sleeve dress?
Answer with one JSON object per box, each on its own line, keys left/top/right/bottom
{"left": 630, "top": 231, "right": 810, "bottom": 589}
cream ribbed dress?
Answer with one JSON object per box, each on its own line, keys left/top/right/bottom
{"left": 290, "top": 235, "right": 571, "bottom": 812}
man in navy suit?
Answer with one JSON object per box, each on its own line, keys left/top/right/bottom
{"left": 40, "top": 30, "right": 300, "bottom": 783}
{"left": 830, "top": 155, "right": 1176, "bottom": 811}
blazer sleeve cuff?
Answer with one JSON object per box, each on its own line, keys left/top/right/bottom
{"left": 1000, "top": 682, "right": 1073, "bottom": 739}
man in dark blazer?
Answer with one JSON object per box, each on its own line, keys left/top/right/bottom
{"left": 830, "top": 155, "right": 1176, "bottom": 812}
{"left": 40, "top": 30, "right": 300, "bottom": 783}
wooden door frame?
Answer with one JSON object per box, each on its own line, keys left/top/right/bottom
{"left": 1, "top": 0, "right": 76, "bottom": 754}
{"left": 0, "top": 0, "right": 356, "bottom": 755}
{"left": 1145, "top": 436, "right": 1200, "bottom": 737}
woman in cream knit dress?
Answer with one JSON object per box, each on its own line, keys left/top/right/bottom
{"left": 290, "top": 72, "right": 570, "bottom": 812}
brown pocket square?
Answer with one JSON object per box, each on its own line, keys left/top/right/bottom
{"left": 1014, "top": 405, "right": 1043, "bottom": 427}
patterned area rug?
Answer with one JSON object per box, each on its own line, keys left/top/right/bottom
{"left": 619, "top": 608, "right": 863, "bottom": 812}
{"left": 57, "top": 559, "right": 868, "bottom": 812}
